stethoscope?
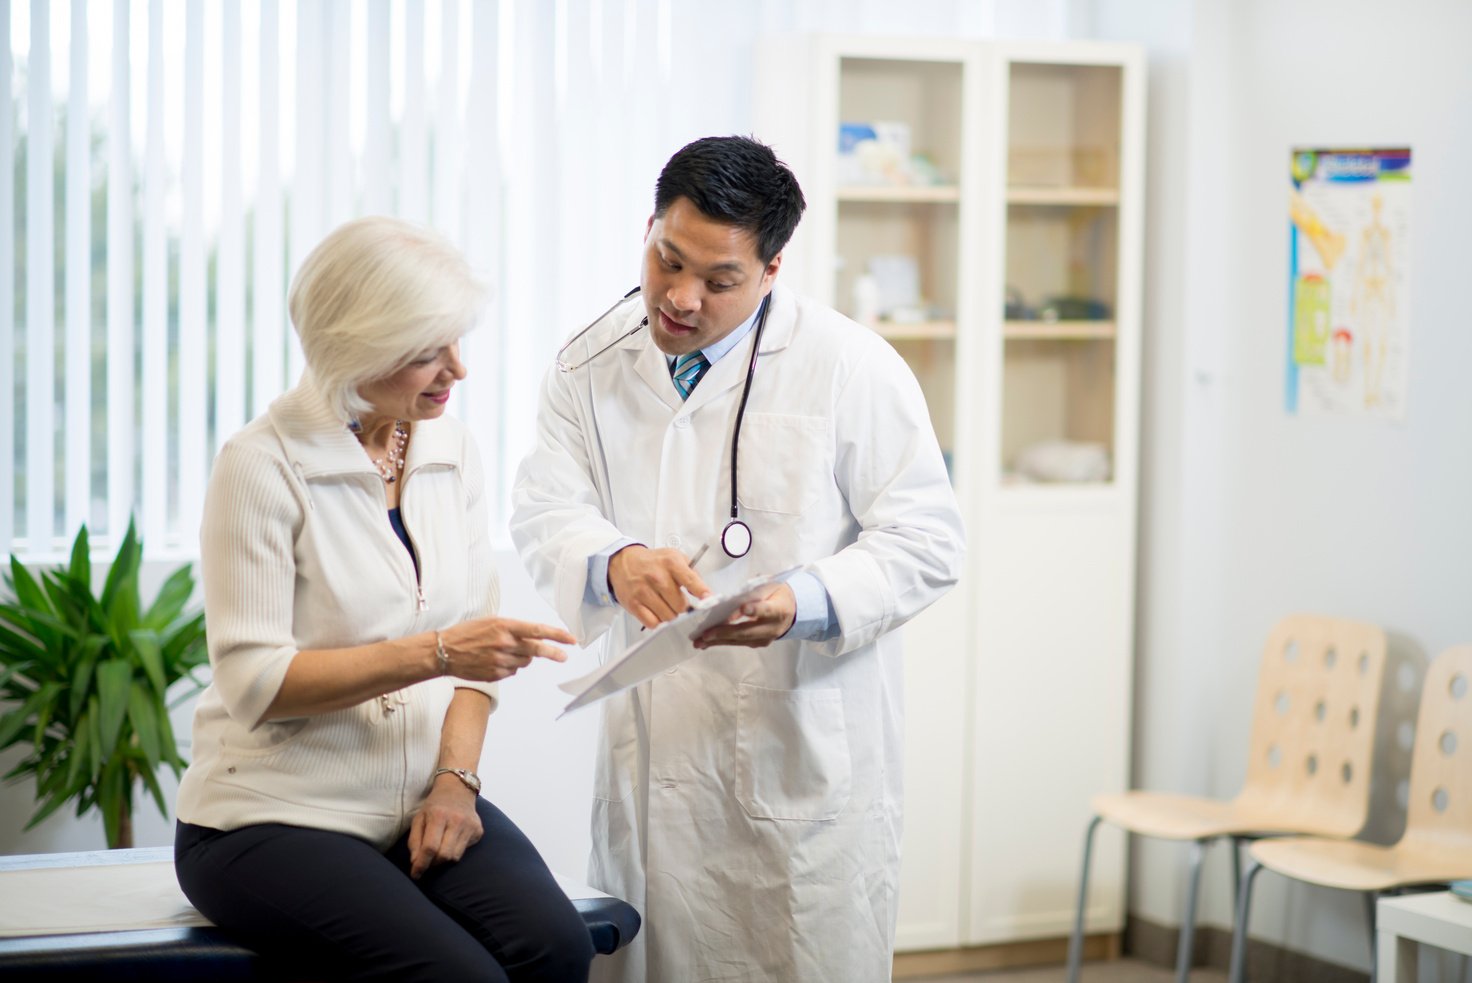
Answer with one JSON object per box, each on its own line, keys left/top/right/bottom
{"left": 555, "top": 286, "right": 772, "bottom": 558}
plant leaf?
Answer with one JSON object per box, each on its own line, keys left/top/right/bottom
{"left": 24, "top": 786, "right": 79, "bottom": 831}
{"left": 127, "top": 683, "right": 162, "bottom": 770}
{"left": 68, "top": 526, "right": 92, "bottom": 592}
{"left": 67, "top": 635, "right": 109, "bottom": 721}
{"left": 8, "top": 557, "right": 57, "bottom": 621}
{"left": 87, "top": 699, "right": 104, "bottom": 780}
{"left": 0, "top": 618, "right": 45, "bottom": 666}
{"left": 161, "top": 613, "right": 209, "bottom": 676}
{"left": 44, "top": 568, "right": 108, "bottom": 637}
{"left": 156, "top": 707, "right": 184, "bottom": 769}
{"left": 41, "top": 571, "right": 89, "bottom": 627}
{"left": 0, "top": 603, "right": 82, "bottom": 653}
{"left": 99, "top": 518, "right": 141, "bottom": 613}
{"left": 0, "top": 682, "right": 62, "bottom": 751}
{"left": 0, "top": 590, "right": 61, "bottom": 658}
{"left": 97, "top": 762, "right": 124, "bottom": 848}
{"left": 143, "top": 565, "right": 195, "bottom": 632}
{"left": 129, "top": 630, "right": 167, "bottom": 696}
{"left": 0, "top": 707, "right": 30, "bottom": 750}
{"left": 95, "top": 660, "right": 133, "bottom": 754}
{"left": 136, "top": 759, "right": 169, "bottom": 819}
{"left": 64, "top": 715, "right": 89, "bottom": 788}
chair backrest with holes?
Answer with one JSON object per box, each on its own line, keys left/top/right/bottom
{"left": 1401, "top": 645, "right": 1472, "bottom": 855}
{"left": 1234, "top": 615, "right": 1387, "bottom": 836}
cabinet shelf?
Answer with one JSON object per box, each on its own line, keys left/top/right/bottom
{"left": 839, "top": 185, "right": 961, "bottom": 204}
{"left": 1004, "top": 320, "right": 1115, "bottom": 340}
{"left": 870, "top": 320, "right": 956, "bottom": 341}
{"left": 1006, "top": 186, "right": 1119, "bottom": 206}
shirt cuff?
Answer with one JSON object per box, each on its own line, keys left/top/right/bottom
{"left": 586, "top": 538, "right": 642, "bottom": 608}
{"left": 780, "top": 570, "right": 839, "bottom": 641}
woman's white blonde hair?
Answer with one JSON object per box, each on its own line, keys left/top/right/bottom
{"left": 288, "top": 216, "right": 487, "bottom": 422}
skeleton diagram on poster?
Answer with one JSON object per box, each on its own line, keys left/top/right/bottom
{"left": 1287, "top": 148, "right": 1411, "bottom": 420}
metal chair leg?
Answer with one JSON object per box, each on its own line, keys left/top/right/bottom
{"left": 1365, "top": 890, "right": 1379, "bottom": 983}
{"left": 1230, "top": 836, "right": 1244, "bottom": 916}
{"left": 1175, "top": 839, "right": 1206, "bottom": 983}
{"left": 1228, "top": 859, "right": 1264, "bottom": 983}
{"left": 1066, "top": 815, "right": 1104, "bottom": 983}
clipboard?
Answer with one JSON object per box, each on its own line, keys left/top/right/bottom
{"left": 557, "top": 570, "right": 793, "bottom": 716}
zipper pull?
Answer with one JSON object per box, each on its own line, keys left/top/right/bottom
{"left": 417, "top": 585, "right": 428, "bottom": 612}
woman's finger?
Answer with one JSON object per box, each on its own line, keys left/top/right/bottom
{"left": 497, "top": 619, "right": 577, "bottom": 645}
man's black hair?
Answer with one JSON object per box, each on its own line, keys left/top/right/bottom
{"left": 653, "top": 136, "right": 806, "bottom": 265}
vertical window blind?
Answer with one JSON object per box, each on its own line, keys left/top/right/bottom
{"left": 4, "top": 0, "right": 1047, "bottom": 563}
{"left": 3, "top": 0, "right": 517, "bottom": 560}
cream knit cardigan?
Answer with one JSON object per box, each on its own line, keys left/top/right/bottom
{"left": 175, "top": 382, "right": 500, "bottom": 849}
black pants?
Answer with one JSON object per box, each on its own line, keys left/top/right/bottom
{"left": 174, "top": 798, "right": 594, "bottom": 983}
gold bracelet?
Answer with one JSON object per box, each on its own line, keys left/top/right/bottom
{"left": 434, "top": 630, "right": 451, "bottom": 677}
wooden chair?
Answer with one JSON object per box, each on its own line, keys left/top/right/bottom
{"left": 1227, "top": 644, "right": 1472, "bottom": 983}
{"left": 1067, "top": 615, "right": 1388, "bottom": 983}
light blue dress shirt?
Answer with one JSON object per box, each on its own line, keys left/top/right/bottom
{"left": 585, "top": 301, "right": 838, "bottom": 641}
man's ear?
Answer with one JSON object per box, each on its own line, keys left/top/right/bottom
{"left": 762, "top": 250, "right": 784, "bottom": 289}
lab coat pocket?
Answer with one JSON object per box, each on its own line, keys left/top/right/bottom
{"left": 735, "top": 683, "right": 851, "bottom": 822}
{"left": 736, "top": 413, "right": 831, "bottom": 515}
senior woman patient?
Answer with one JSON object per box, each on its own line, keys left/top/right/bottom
{"left": 173, "top": 216, "right": 593, "bottom": 983}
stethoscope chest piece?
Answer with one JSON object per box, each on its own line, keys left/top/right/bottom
{"left": 721, "top": 519, "right": 753, "bottom": 559}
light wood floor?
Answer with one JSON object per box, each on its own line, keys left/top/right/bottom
{"left": 910, "top": 959, "right": 1228, "bottom": 982}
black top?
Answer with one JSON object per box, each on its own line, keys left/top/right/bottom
{"left": 387, "top": 508, "right": 419, "bottom": 578}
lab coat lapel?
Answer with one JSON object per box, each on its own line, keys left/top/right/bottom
{"left": 626, "top": 285, "right": 799, "bottom": 414}
{"left": 631, "top": 335, "right": 683, "bottom": 411}
{"left": 682, "top": 286, "right": 797, "bottom": 415}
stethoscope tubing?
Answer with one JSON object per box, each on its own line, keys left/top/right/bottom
{"left": 557, "top": 287, "right": 772, "bottom": 559}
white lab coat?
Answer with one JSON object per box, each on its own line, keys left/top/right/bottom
{"left": 511, "top": 284, "right": 964, "bottom": 983}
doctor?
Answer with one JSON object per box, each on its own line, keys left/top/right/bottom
{"left": 512, "top": 136, "right": 964, "bottom": 982}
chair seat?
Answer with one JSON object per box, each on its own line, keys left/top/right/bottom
{"left": 1091, "top": 790, "right": 1354, "bottom": 841}
{"left": 1250, "top": 836, "right": 1472, "bottom": 892}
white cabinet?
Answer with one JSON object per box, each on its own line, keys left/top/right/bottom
{"left": 755, "top": 36, "right": 1145, "bottom": 952}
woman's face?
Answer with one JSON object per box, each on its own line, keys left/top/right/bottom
{"left": 358, "top": 341, "right": 467, "bottom": 423}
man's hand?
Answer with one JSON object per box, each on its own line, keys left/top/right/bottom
{"left": 608, "top": 545, "right": 713, "bottom": 629}
{"left": 693, "top": 583, "right": 796, "bottom": 649}
{"left": 407, "top": 775, "right": 483, "bottom": 879}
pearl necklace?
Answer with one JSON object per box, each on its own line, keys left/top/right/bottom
{"left": 362, "top": 420, "right": 409, "bottom": 483}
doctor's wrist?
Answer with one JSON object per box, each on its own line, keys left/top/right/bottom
{"left": 606, "top": 542, "right": 649, "bottom": 601}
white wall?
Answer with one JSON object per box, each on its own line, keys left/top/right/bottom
{"left": 1100, "top": 0, "right": 1472, "bottom": 975}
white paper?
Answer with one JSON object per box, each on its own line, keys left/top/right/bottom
{"left": 557, "top": 571, "right": 792, "bottom": 716}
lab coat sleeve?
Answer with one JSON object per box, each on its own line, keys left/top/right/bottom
{"left": 806, "top": 343, "right": 966, "bottom": 657}
{"left": 453, "top": 432, "right": 500, "bottom": 708}
{"left": 510, "top": 364, "right": 629, "bottom": 643}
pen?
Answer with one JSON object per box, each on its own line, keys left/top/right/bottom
{"left": 639, "top": 543, "right": 709, "bottom": 631}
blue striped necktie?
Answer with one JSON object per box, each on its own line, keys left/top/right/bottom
{"left": 671, "top": 351, "right": 710, "bottom": 400}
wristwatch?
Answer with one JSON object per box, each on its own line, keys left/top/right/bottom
{"left": 433, "top": 767, "right": 482, "bottom": 795}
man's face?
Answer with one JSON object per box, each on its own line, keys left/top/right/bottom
{"left": 640, "top": 196, "right": 782, "bottom": 357}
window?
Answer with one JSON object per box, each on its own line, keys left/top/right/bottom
{"left": 3, "top": 0, "right": 540, "bottom": 561}
{"left": 4, "top": 0, "right": 1062, "bottom": 561}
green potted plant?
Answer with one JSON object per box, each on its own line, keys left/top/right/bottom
{"left": 0, "top": 520, "right": 208, "bottom": 848}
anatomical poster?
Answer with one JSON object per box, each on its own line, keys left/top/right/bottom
{"left": 1286, "top": 148, "right": 1411, "bottom": 420}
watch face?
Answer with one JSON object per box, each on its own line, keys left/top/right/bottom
{"left": 464, "top": 772, "right": 482, "bottom": 793}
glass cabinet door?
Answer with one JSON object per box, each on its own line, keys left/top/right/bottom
{"left": 832, "top": 56, "right": 965, "bottom": 480}
{"left": 999, "top": 61, "right": 1123, "bottom": 486}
